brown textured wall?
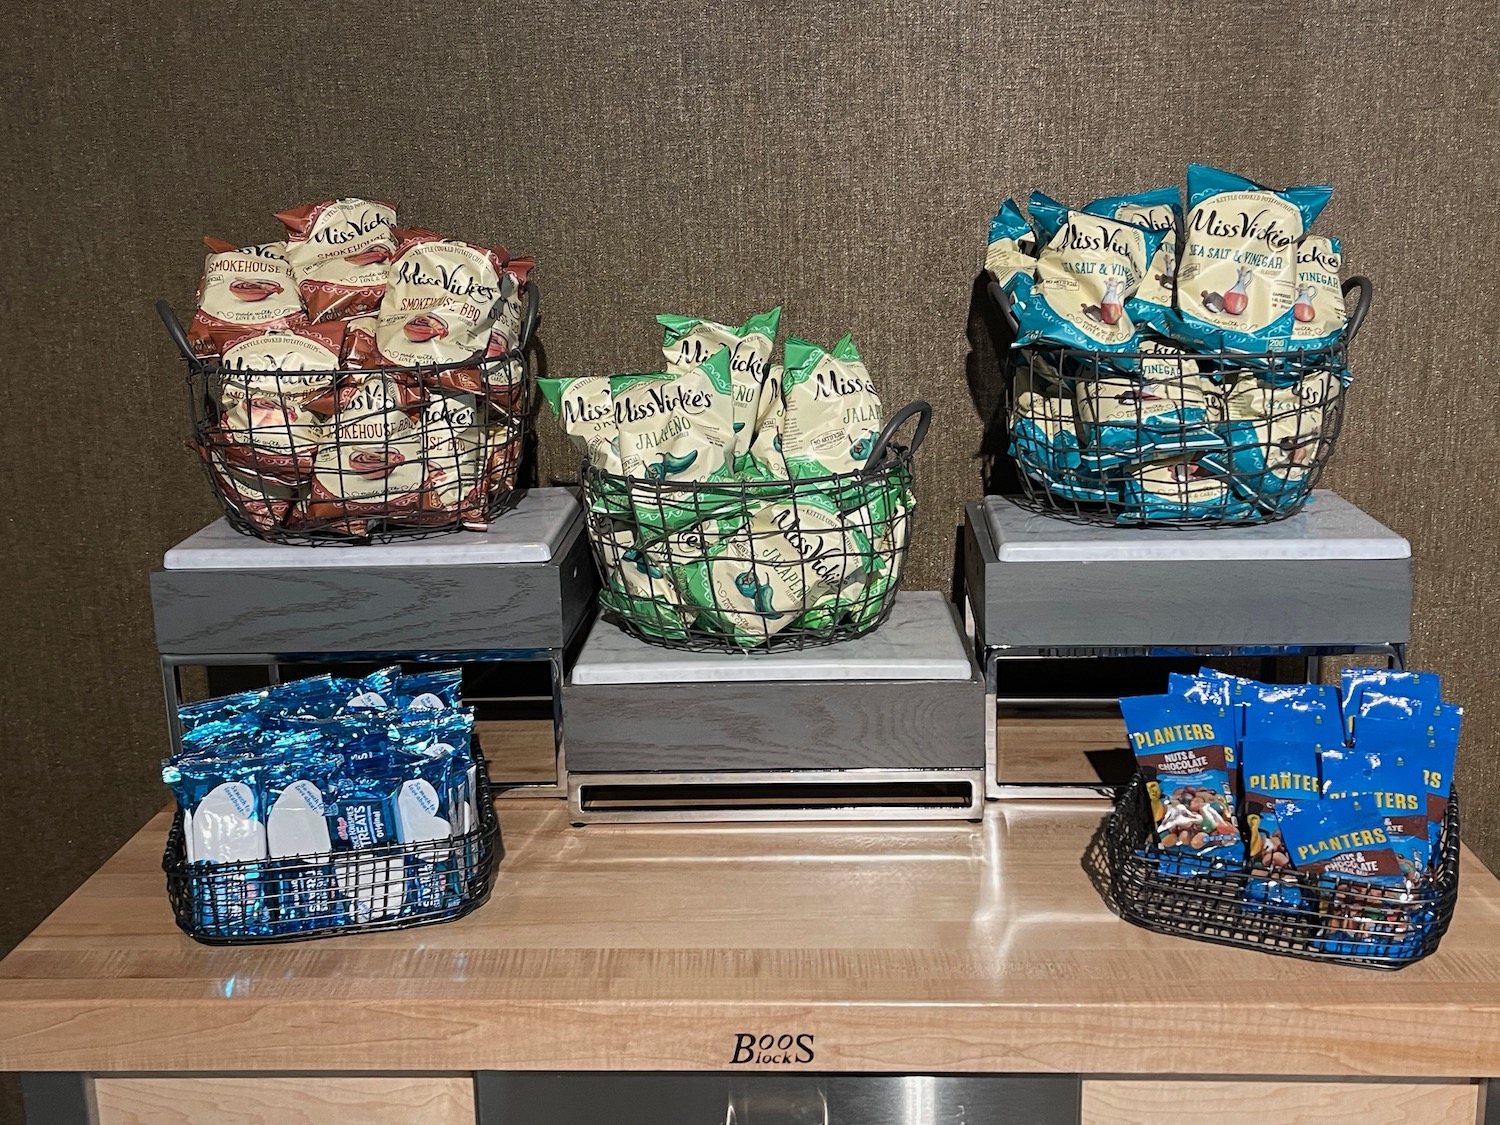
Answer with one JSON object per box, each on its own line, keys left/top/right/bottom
{"left": 1, "top": 1, "right": 1497, "bottom": 1115}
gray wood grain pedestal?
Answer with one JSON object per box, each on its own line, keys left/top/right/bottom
{"left": 961, "top": 490, "right": 1413, "bottom": 799}
{"left": 150, "top": 488, "right": 598, "bottom": 794}
{"left": 562, "top": 591, "right": 986, "bottom": 823}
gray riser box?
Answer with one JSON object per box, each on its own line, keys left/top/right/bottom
{"left": 963, "top": 492, "right": 1413, "bottom": 798}
{"left": 564, "top": 591, "right": 986, "bottom": 824}
{"left": 150, "top": 488, "right": 598, "bottom": 794}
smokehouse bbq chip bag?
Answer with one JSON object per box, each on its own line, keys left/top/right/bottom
{"left": 188, "top": 237, "right": 306, "bottom": 357}
{"left": 275, "top": 198, "right": 399, "bottom": 323}
{"left": 377, "top": 230, "right": 507, "bottom": 375}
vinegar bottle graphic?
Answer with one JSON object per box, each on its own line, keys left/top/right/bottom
{"left": 1100, "top": 277, "right": 1125, "bottom": 325}
{"left": 1294, "top": 284, "right": 1317, "bottom": 323}
{"left": 1223, "top": 267, "right": 1252, "bottom": 316}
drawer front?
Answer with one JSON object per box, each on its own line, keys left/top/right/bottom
{"left": 94, "top": 1075, "right": 475, "bottom": 1125}
{"left": 1082, "top": 1079, "right": 1479, "bottom": 1125}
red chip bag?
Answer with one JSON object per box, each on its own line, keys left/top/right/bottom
{"left": 210, "top": 323, "right": 344, "bottom": 480}
{"left": 376, "top": 231, "right": 507, "bottom": 379}
{"left": 197, "top": 444, "right": 297, "bottom": 531}
{"left": 303, "top": 373, "right": 427, "bottom": 527}
{"left": 187, "top": 237, "right": 306, "bottom": 357}
{"left": 341, "top": 313, "right": 381, "bottom": 369}
{"left": 275, "top": 198, "right": 398, "bottom": 322}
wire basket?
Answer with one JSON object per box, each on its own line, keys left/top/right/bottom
{"left": 155, "top": 284, "right": 539, "bottom": 545}
{"left": 989, "top": 277, "right": 1373, "bottom": 528}
{"left": 580, "top": 401, "right": 931, "bottom": 653}
{"left": 163, "top": 749, "right": 500, "bottom": 945}
{"left": 1105, "top": 771, "right": 1459, "bottom": 970}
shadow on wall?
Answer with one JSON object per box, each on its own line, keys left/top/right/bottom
{"left": 963, "top": 270, "right": 1021, "bottom": 497}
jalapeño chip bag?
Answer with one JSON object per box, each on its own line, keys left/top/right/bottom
{"left": 1120, "top": 694, "right": 1242, "bottom": 869}
{"left": 590, "top": 513, "right": 696, "bottom": 641}
{"left": 539, "top": 376, "right": 624, "bottom": 475}
{"left": 743, "top": 363, "right": 790, "bottom": 481}
{"left": 780, "top": 335, "right": 884, "bottom": 479}
{"left": 1169, "top": 164, "right": 1333, "bottom": 355}
{"left": 658, "top": 307, "right": 781, "bottom": 461}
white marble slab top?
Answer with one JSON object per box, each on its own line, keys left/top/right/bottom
{"left": 164, "top": 488, "right": 581, "bottom": 569}
{"left": 571, "top": 591, "right": 975, "bottom": 684}
{"left": 985, "top": 491, "right": 1410, "bottom": 562}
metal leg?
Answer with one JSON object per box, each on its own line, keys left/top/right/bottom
{"left": 161, "top": 658, "right": 185, "bottom": 757}
{"left": 21, "top": 1073, "right": 96, "bottom": 1125}
{"left": 550, "top": 648, "right": 567, "bottom": 790}
{"left": 1304, "top": 654, "right": 1323, "bottom": 684}
{"left": 1389, "top": 642, "right": 1408, "bottom": 671}
{"left": 267, "top": 662, "right": 283, "bottom": 686}
{"left": 984, "top": 646, "right": 1000, "bottom": 800}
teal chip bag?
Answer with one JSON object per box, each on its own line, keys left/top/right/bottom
{"left": 984, "top": 198, "right": 1036, "bottom": 290}
{"left": 780, "top": 335, "right": 883, "bottom": 479}
{"left": 1120, "top": 694, "right": 1242, "bottom": 866}
{"left": 1008, "top": 192, "right": 1166, "bottom": 363}
{"left": 1083, "top": 186, "right": 1181, "bottom": 336}
{"left": 1117, "top": 457, "right": 1255, "bottom": 522}
{"left": 1169, "top": 164, "right": 1333, "bottom": 354}
{"left": 1010, "top": 370, "right": 1081, "bottom": 477}
{"left": 658, "top": 307, "right": 782, "bottom": 461}
{"left": 1291, "top": 236, "right": 1347, "bottom": 351}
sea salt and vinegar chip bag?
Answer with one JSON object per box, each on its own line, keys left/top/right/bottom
{"left": 187, "top": 238, "right": 306, "bottom": 357}
{"left": 1008, "top": 192, "right": 1166, "bottom": 366}
{"left": 275, "top": 198, "right": 399, "bottom": 323}
{"left": 1169, "top": 164, "right": 1333, "bottom": 354}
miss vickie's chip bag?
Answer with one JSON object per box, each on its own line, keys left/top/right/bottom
{"left": 658, "top": 307, "right": 782, "bottom": 464}
{"left": 780, "top": 334, "right": 883, "bottom": 479}
{"left": 275, "top": 198, "right": 399, "bottom": 323}
{"left": 187, "top": 237, "right": 306, "bottom": 357}
{"left": 1168, "top": 164, "right": 1333, "bottom": 354}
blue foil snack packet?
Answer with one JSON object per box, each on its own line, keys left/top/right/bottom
{"left": 1121, "top": 695, "right": 1241, "bottom": 868}
{"left": 1168, "top": 164, "right": 1333, "bottom": 355}
{"left": 1239, "top": 737, "right": 1320, "bottom": 911}
{"left": 328, "top": 769, "right": 404, "bottom": 924}
{"left": 1340, "top": 668, "right": 1442, "bottom": 740}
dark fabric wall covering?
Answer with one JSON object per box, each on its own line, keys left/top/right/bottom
{"left": 0, "top": 2, "right": 1496, "bottom": 1113}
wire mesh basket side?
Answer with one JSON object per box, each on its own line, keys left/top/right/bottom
{"left": 581, "top": 401, "right": 929, "bottom": 653}
{"left": 163, "top": 750, "right": 500, "bottom": 945}
{"left": 1104, "top": 772, "right": 1459, "bottom": 970}
{"left": 160, "top": 287, "right": 537, "bottom": 545}
{"left": 992, "top": 277, "right": 1369, "bottom": 528}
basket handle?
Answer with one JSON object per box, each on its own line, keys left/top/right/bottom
{"left": 867, "top": 400, "right": 932, "bottom": 465}
{"left": 518, "top": 280, "right": 540, "bottom": 351}
{"left": 1341, "top": 275, "right": 1373, "bottom": 346}
{"left": 156, "top": 300, "right": 199, "bottom": 365}
{"left": 987, "top": 276, "right": 1020, "bottom": 337}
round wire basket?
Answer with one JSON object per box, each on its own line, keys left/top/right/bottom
{"left": 580, "top": 400, "right": 931, "bottom": 653}
{"left": 990, "top": 277, "right": 1373, "bottom": 528}
{"left": 156, "top": 283, "right": 538, "bottom": 545}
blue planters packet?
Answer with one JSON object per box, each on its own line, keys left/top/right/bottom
{"left": 1239, "top": 737, "right": 1320, "bottom": 912}
{"left": 1340, "top": 668, "right": 1442, "bottom": 741}
{"left": 1120, "top": 694, "right": 1242, "bottom": 870}
{"left": 1169, "top": 164, "right": 1333, "bottom": 355}
{"left": 1009, "top": 193, "right": 1167, "bottom": 365}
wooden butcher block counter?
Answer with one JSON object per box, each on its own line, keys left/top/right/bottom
{"left": 3, "top": 727, "right": 1500, "bottom": 1124}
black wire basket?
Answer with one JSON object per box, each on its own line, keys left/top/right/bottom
{"left": 1105, "top": 771, "right": 1459, "bottom": 970}
{"left": 155, "top": 283, "right": 539, "bottom": 545}
{"left": 990, "top": 277, "right": 1373, "bottom": 528}
{"left": 580, "top": 401, "right": 931, "bottom": 653}
{"left": 163, "top": 749, "right": 500, "bottom": 945}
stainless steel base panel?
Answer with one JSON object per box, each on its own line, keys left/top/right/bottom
{"left": 568, "top": 768, "right": 986, "bottom": 825}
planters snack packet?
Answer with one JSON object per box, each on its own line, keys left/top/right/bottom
{"left": 1008, "top": 192, "right": 1166, "bottom": 363}
{"left": 1120, "top": 694, "right": 1241, "bottom": 866}
{"left": 1340, "top": 667, "right": 1442, "bottom": 740}
{"left": 1239, "top": 737, "right": 1320, "bottom": 911}
{"left": 1168, "top": 164, "right": 1332, "bottom": 354}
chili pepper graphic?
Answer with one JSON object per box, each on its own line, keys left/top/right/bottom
{"left": 402, "top": 313, "right": 449, "bottom": 343}
{"left": 229, "top": 279, "right": 285, "bottom": 302}
{"left": 850, "top": 434, "right": 875, "bottom": 461}
{"left": 624, "top": 549, "right": 664, "bottom": 579}
{"left": 1222, "top": 266, "right": 1253, "bottom": 316}
{"left": 643, "top": 449, "right": 698, "bottom": 480}
{"left": 344, "top": 245, "right": 392, "bottom": 267}
{"left": 734, "top": 568, "right": 784, "bottom": 617}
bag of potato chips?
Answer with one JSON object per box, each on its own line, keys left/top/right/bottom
{"left": 780, "top": 335, "right": 883, "bottom": 479}
{"left": 983, "top": 198, "right": 1036, "bottom": 290}
{"left": 275, "top": 198, "right": 399, "bottom": 322}
{"left": 188, "top": 237, "right": 306, "bottom": 357}
{"left": 1291, "top": 236, "right": 1347, "bottom": 352}
{"left": 658, "top": 307, "right": 781, "bottom": 461}
{"left": 539, "top": 376, "right": 623, "bottom": 474}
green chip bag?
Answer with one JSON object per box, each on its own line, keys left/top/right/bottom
{"left": 539, "top": 375, "right": 622, "bottom": 473}
{"left": 679, "top": 494, "right": 872, "bottom": 647}
{"left": 658, "top": 307, "right": 782, "bottom": 461}
{"left": 780, "top": 335, "right": 883, "bottom": 480}
{"left": 590, "top": 514, "right": 694, "bottom": 640}
{"left": 741, "top": 362, "right": 789, "bottom": 481}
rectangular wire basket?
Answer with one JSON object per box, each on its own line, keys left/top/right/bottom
{"left": 163, "top": 749, "right": 500, "bottom": 945}
{"left": 1105, "top": 771, "right": 1459, "bottom": 970}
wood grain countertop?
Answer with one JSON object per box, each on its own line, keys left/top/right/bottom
{"left": 3, "top": 791, "right": 1500, "bottom": 1077}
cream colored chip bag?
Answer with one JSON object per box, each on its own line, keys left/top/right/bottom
{"left": 780, "top": 335, "right": 883, "bottom": 479}
{"left": 539, "top": 376, "right": 623, "bottom": 473}
{"left": 1291, "top": 236, "right": 1347, "bottom": 350}
{"left": 188, "top": 238, "right": 305, "bottom": 357}
{"left": 305, "top": 373, "right": 426, "bottom": 526}
{"left": 610, "top": 348, "right": 736, "bottom": 484}
{"left": 377, "top": 230, "right": 505, "bottom": 369}
{"left": 213, "top": 323, "right": 343, "bottom": 480}
{"left": 658, "top": 308, "right": 781, "bottom": 461}
{"left": 275, "top": 198, "right": 398, "bottom": 322}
